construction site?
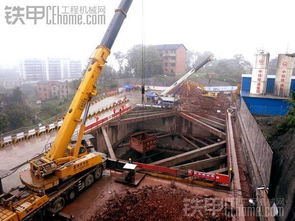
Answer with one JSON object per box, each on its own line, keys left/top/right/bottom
{"left": 0, "top": 0, "right": 294, "bottom": 221}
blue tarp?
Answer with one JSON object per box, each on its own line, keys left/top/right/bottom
{"left": 124, "top": 85, "right": 134, "bottom": 89}
{"left": 146, "top": 91, "right": 157, "bottom": 98}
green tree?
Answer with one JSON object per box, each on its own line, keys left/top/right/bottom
{"left": 0, "top": 113, "right": 9, "bottom": 132}
{"left": 113, "top": 51, "right": 126, "bottom": 75}
{"left": 6, "top": 105, "right": 27, "bottom": 129}
{"left": 69, "top": 79, "right": 80, "bottom": 91}
{"left": 40, "top": 101, "right": 64, "bottom": 117}
{"left": 272, "top": 92, "right": 295, "bottom": 136}
{"left": 286, "top": 92, "right": 295, "bottom": 128}
{"left": 1, "top": 88, "right": 34, "bottom": 131}
{"left": 187, "top": 51, "right": 214, "bottom": 70}
{"left": 9, "top": 87, "right": 24, "bottom": 105}
{"left": 98, "top": 65, "right": 118, "bottom": 91}
{"left": 126, "top": 45, "right": 163, "bottom": 78}
{"left": 187, "top": 51, "right": 252, "bottom": 84}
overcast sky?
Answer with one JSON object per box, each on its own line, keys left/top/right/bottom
{"left": 0, "top": 0, "right": 294, "bottom": 66}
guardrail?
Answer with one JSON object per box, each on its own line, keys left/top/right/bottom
{"left": 0, "top": 95, "right": 128, "bottom": 148}
{"left": 85, "top": 105, "right": 132, "bottom": 132}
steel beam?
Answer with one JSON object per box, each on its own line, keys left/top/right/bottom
{"left": 209, "top": 167, "right": 228, "bottom": 174}
{"left": 203, "top": 137, "right": 217, "bottom": 144}
{"left": 102, "top": 126, "right": 116, "bottom": 160}
{"left": 121, "top": 112, "right": 164, "bottom": 119}
{"left": 157, "top": 133, "right": 173, "bottom": 139}
{"left": 203, "top": 114, "right": 226, "bottom": 124}
{"left": 188, "top": 113, "right": 226, "bottom": 130}
{"left": 110, "top": 112, "right": 175, "bottom": 126}
{"left": 180, "top": 135, "right": 212, "bottom": 158}
{"left": 188, "top": 136, "right": 208, "bottom": 146}
{"left": 153, "top": 140, "right": 226, "bottom": 167}
{"left": 123, "top": 110, "right": 166, "bottom": 116}
{"left": 180, "top": 112, "right": 226, "bottom": 139}
{"left": 226, "top": 110, "right": 244, "bottom": 219}
{"left": 156, "top": 147, "right": 185, "bottom": 155}
{"left": 172, "top": 155, "right": 227, "bottom": 170}
{"left": 180, "top": 135, "right": 200, "bottom": 148}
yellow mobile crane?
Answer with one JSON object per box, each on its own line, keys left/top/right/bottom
{"left": 0, "top": 0, "right": 132, "bottom": 220}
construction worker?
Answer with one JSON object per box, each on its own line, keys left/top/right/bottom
{"left": 229, "top": 168, "right": 234, "bottom": 182}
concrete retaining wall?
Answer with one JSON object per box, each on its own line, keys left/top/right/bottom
{"left": 237, "top": 99, "right": 273, "bottom": 187}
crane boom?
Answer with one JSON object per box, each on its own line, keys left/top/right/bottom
{"left": 45, "top": 0, "right": 132, "bottom": 162}
{"left": 160, "top": 56, "right": 213, "bottom": 96}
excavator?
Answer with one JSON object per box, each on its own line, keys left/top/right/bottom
{"left": 0, "top": 0, "right": 132, "bottom": 220}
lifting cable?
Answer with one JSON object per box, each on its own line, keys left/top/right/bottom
{"left": 141, "top": 0, "right": 145, "bottom": 105}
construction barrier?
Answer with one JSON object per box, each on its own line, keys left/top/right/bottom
{"left": 14, "top": 132, "right": 25, "bottom": 143}
{"left": 37, "top": 126, "right": 46, "bottom": 136}
{"left": 47, "top": 123, "right": 56, "bottom": 132}
{"left": 1, "top": 136, "right": 13, "bottom": 147}
{"left": 57, "top": 120, "right": 63, "bottom": 129}
{"left": 26, "top": 129, "right": 36, "bottom": 139}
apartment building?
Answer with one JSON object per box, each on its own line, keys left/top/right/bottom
{"left": 47, "top": 58, "right": 62, "bottom": 80}
{"left": 20, "top": 59, "right": 47, "bottom": 81}
{"left": 20, "top": 58, "right": 82, "bottom": 82}
{"left": 37, "top": 81, "right": 69, "bottom": 101}
{"left": 155, "top": 44, "right": 187, "bottom": 75}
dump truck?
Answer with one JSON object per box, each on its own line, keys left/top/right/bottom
{"left": 0, "top": 0, "right": 133, "bottom": 220}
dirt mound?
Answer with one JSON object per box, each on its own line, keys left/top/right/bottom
{"left": 89, "top": 185, "right": 232, "bottom": 221}
{"left": 173, "top": 81, "right": 230, "bottom": 119}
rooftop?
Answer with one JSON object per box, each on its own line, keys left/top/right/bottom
{"left": 154, "top": 44, "right": 187, "bottom": 51}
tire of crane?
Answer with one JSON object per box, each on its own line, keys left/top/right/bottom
{"left": 94, "top": 165, "right": 103, "bottom": 180}
{"left": 48, "top": 196, "right": 65, "bottom": 214}
{"left": 67, "top": 189, "right": 77, "bottom": 201}
{"left": 85, "top": 174, "right": 95, "bottom": 187}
